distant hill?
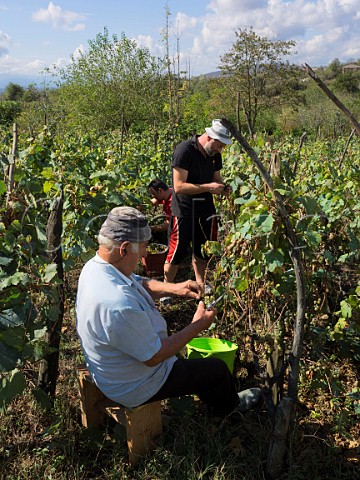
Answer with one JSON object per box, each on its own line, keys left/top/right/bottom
{"left": 0, "top": 70, "right": 225, "bottom": 93}
{"left": 0, "top": 73, "right": 47, "bottom": 92}
{"left": 201, "top": 71, "right": 224, "bottom": 78}
{"left": 195, "top": 70, "right": 231, "bottom": 80}
{"left": 199, "top": 70, "right": 222, "bottom": 78}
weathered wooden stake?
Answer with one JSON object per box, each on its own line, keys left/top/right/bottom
{"left": 37, "top": 190, "right": 64, "bottom": 396}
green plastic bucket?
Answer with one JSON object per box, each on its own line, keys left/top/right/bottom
{"left": 186, "top": 337, "right": 238, "bottom": 373}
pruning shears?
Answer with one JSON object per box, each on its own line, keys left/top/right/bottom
{"left": 206, "top": 293, "right": 225, "bottom": 310}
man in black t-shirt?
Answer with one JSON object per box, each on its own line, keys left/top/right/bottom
{"left": 164, "top": 119, "right": 232, "bottom": 290}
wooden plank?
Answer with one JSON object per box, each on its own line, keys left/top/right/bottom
{"left": 125, "top": 402, "right": 163, "bottom": 465}
{"left": 77, "top": 365, "right": 107, "bottom": 427}
{"left": 76, "top": 365, "right": 163, "bottom": 465}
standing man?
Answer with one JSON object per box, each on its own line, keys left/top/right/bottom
{"left": 165, "top": 119, "right": 232, "bottom": 290}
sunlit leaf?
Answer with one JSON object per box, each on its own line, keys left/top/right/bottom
{"left": 43, "top": 180, "right": 56, "bottom": 194}
{"left": 41, "top": 167, "right": 54, "bottom": 179}
{"left": 340, "top": 300, "right": 352, "bottom": 319}
{"left": 233, "top": 277, "right": 248, "bottom": 292}
{"left": 0, "top": 180, "right": 6, "bottom": 196}
{"left": 0, "top": 272, "right": 31, "bottom": 289}
{"left": 256, "top": 212, "right": 274, "bottom": 233}
{"left": 42, "top": 263, "right": 58, "bottom": 283}
{"left": 0, "top": 256, "right": 12, "bottom": 266}
{"left": 36, "top": 230, "right": 48, "bottom": 247}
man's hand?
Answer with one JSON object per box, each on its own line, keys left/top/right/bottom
{"left": 191, "top": 301, "right": 217, "bottom": 329}
{"left": 173, "top": 280, "right": 202, "bottom": 299}
{"left": 207, "top": 182, "right": 226, "bottom": 194}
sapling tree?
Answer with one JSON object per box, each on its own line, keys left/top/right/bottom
{"left": 55, "top": 28, "right": 166, "bottom": 134}
{"left": 219, "top": 28, "right": 297, "bottom": 137}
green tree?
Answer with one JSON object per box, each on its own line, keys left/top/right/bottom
{"left": 55, "top": 28, "right": 167, "bottom": 134}
{"left": 3, "top": 83, "right": 24, "bottom": 102}
{"left": 0, "top": 101, "right": 21, "bottom": 126}
{"left": 22, "top": 84, "right": 42, "bottom": 103}
{"left": 219, "top": 27, "right": 297, "bottom": 137}
{"left": 333, "top": 71, "right": 360, "bottom": 94}
{"left": 326, "top": 58, "right": 342, "bottom": 79}
{"left": 17, "top": 87, "right": 65, "bottom": 137}
{"left": 181, "top": 77, "right": 212, "bottom": 133}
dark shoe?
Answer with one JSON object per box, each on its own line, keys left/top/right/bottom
{"left": 236, "top": 388, "right": 262, "bottom": 412}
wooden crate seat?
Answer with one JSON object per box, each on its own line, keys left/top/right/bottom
{"left": 77, "top": 364, "right": 162, "bottom": 465}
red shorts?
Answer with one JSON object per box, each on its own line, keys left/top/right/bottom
{"left": 166, "top": 215, "right": 218, "bottom": 265}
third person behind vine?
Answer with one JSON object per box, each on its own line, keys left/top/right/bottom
{"left": 148, "top": 178, "right": 173, "bottom": 245}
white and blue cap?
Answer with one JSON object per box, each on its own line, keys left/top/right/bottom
{"left": 99, "top": 207, "right": 152, "bottom": 243}
{"left": 205, "top": 119, "right": 232, "bottom": 145}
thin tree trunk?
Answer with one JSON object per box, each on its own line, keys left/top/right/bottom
{"left": 164, "top": 6, "right": 174, "bottom": 129}
{"left": 37, "top": 190, "right": 65, "bottom": 397}
{"left": 6, "top": 123, "right": 18, "bottom": 208}
{"left": 236, "top": 92, "right": 241, "bottom": 132}
{"left": 120, "top": 111, "right": 125, "bottom": 160}
{"left": 241, "top": 99, "right": 253, "bottom": 138}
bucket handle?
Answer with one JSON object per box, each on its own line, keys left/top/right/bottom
{"left": 189, "top": 349, "right": 212, "bottom": 358}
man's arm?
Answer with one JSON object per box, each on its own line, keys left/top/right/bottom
{"left": 213, "top": 170, "right": 224, "bottom": 183}
{"left": 144, "top": 301, "right": 216, "bottom": 366}
{"left": 173, "top": 167, "right": 225, "bottom": 195}
{"left": 142, "top": 278, "right": 202, "bottom": 300}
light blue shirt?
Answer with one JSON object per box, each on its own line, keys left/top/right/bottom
{"left": 76, "top": 253, "right": 177, "bottom": 407}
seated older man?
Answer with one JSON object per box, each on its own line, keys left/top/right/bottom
{"left": 76, "top": 206, "right": 260, "bottom": 416}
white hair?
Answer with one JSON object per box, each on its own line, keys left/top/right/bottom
{"left": 97, "top": 234, "right": 120, "bottom": 248}
{"left": 97, "top": 234, "right": 140, "bottom": 253}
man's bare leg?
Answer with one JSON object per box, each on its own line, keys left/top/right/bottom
{"left": 192, "top": 255, "right": 207, "bottom": 286}
{"left": 164, "top": 262, "right": 179, "bottom": 283}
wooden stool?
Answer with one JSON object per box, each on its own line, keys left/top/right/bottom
{"left": 77, "top": 365, "right": 162, "bottom": 465}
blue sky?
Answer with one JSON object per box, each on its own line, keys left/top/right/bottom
{"left": 1, "top": 0, "right": 360, "bottom": 87}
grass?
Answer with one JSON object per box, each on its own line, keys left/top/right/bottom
{"left": 1, "top": 259, "right": 359, "bottom": 479}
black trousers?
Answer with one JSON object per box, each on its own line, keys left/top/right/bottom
{"left": 145, "top": 357, "right": 239, "bottom": 416}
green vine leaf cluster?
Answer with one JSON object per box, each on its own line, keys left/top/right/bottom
{"left": 209, "top": 135, "right": 359, "bottom": 386}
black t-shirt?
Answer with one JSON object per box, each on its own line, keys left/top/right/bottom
{"left": 171, "top": 135, "right": 222, "bottom": 217}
